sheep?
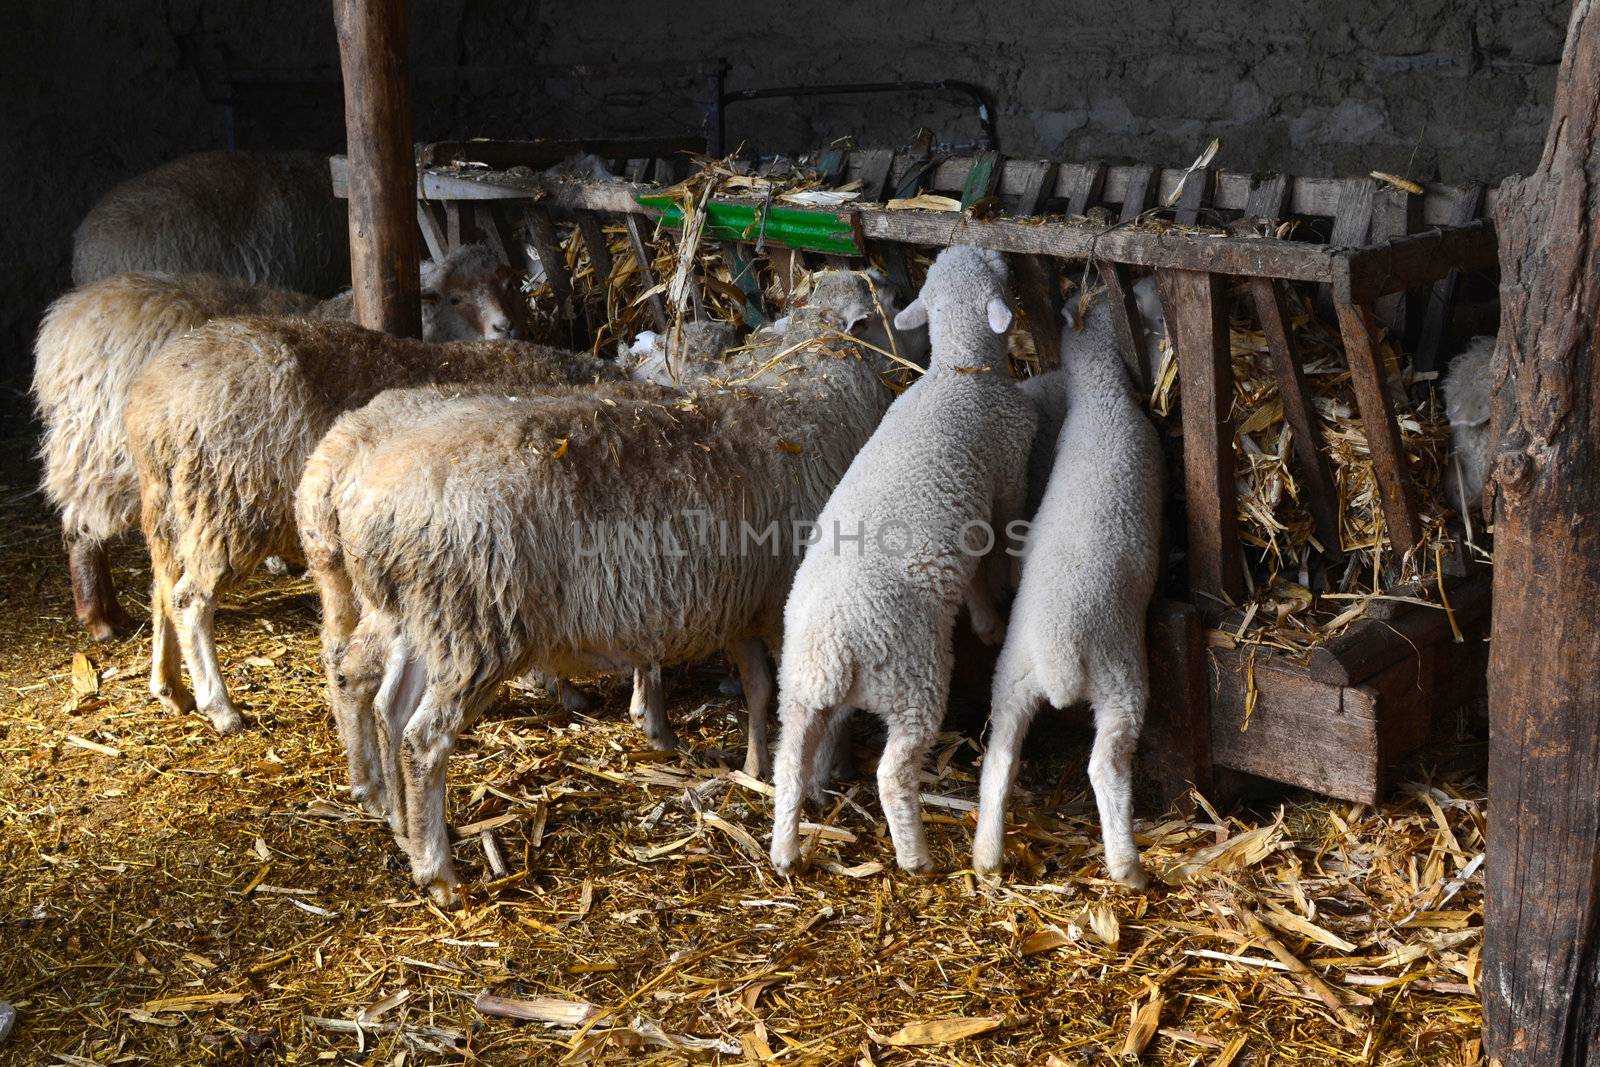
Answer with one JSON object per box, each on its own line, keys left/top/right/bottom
{"left": 1442, "top": 335, "right": 1493, "bottom": 522}
{"left": 125, "top": 318, "right": 621, "bottom": 735}
{"left": 768, "top": 246, "right": 1038, "bottom": 877}
{"left": 316, "top": 274, "right": 901, "bottom": 902}
{"left": 31, "top": 243, "right": 525, "bottom": 641}
{"left": 72, "top": 151, "right": 350, "bottom": 295}
{"left": 971, "top": 291, "right": 1165, "bottom": 890}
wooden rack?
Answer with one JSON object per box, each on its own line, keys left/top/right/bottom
{"left": 330, "top": 141, "right": 1498, "bottom": 807}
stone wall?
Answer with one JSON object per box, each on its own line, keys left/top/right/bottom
{"left": 0, "top": 0, "right": 1566, "bottom": 373}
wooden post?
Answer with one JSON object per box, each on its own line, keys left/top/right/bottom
{"left": 333, "top": 0, "right": 420, "bottom": 337}
{"left": 1485, "top": 2, "right": 1600, "bottom": 1063}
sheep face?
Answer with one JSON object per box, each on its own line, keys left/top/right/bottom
{"left": 420, "top": 246, "right": 527, "bottom": 342}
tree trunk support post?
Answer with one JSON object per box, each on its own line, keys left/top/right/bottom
{"left": 1485, "top": 2, "right": 1600, "bottom": 1063}
{"left": 333, "top": 0, "right": 420, "bottom": 338}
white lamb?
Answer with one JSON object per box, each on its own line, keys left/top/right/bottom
{"left": 971, "top": 293, "right": 1165, "bottom": 889}
{"left": 768, "top": 246, "right": 1037, "bottom": 876}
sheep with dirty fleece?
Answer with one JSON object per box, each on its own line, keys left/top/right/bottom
{"left": 321, "top": 280, "right": 900, "bottom": 903}
{"left": 72, "top": 151, "right": 351, "bottom": 295}
{"left": 1441, "top": 335, "right": 1494, "bottom": 522}
{"left": 769, "top": 246, "right": 1037, "bottom": 876}
{"left": 972, "top": 291, "right": 1165, "bottom": 889}
{"left": 30, "top": 243, "right": 524, "bottom": 642}
{"left": 125, "top": 318, "right": 621, "bottom": 736}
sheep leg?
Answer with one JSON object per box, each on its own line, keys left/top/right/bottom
{"left": 963, "top": 576, "right": 1007, "bottom": 647}
{"left": 973, "top": 668, "right": 1045, "bottom": 875}
{"left": 146, "top": 561, "right": 193, "bottom": 714}
{"left": 769, "top": 699, "right": 837, "bottom": 873}
{"left": 627, "top": 664, "right": 676, "bottom": 750}
{"left": 729, "top": 638, "right": 774, "bottom": 779}
{"left": 374, "top": 643, "right": 428, "bottom": 844}
{"left": 877, "top": 703, "right": 941, "bottom": 875}
{"left": 1087, "top": 688, "right": 1150, "bottom": 889}
{"left": 329, "top": 625, "right": 389, "bottom": 818}
{"left": 67, "top": 534, "right": 133, "bottom": 642}
{"left": 807, "top": 705, "right": 855, "bottom": 804}
{"left": 400, "top": 687, "right": 467, "bottom": 908}
{"left": 171, "top": 574, "right": 243, "bottom": 734}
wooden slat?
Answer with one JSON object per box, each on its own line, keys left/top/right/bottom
{"left": 1063, "top": 161, "right": 1106, "bottom": 217}
{"left": 857, "top": 148, "right": 895, "bottom": 203}
{"left": 624, "top": 158, "right": 650, "bottom": 183}
{"left": 1172, "top": 167, "right": 1215, "bottom": 226}
{"left": 1159, "top": 268, "right": 1243, "bottom": 608}
{"left": 623, "top": 214, "right": 669, "bottom": 331}
{"left": 444, "top": 200, "right": 463, "bottom": 252}
{"left": 1309, "top": 572, "right": 1491, "bottom": 685}
{"left": 1102, "top": 264, "right": 1150, "bottom": 393}
{"left": 1118, "top": 164, "right": 1158, "bottom": 223}
{"left": 1009, "top": 160, "right": 1058, "bottom": 217}
{"left": 1244, "top": 173, "right": 1290, "bottom": 219}
{"left": 1330, "top": 177, "right": 1378, "bottom": 247}
{"left": 1141, "top": 600, "right": 1213, "bottom": 812}
{"left": 420, "top": 136, "right": 705, "bottom": 171}
{"left": 1412, "top": 184, "right": 1487, "bottom": 391}
{"left": 416, "top": 202, "right": 448, "bottom": 262}
{"left": 1251, "top": 277, "right": 1343, "bottom": 560}
{"left": 522, "top": 205, "right": 573, "bottom": 310}
{"left": 1336, "top": 219, "right": 1499, "bottom": 304}
{"left": 1334, "top": 302, "right": 1424, "bottom": 557}
{"left": 1011, "top": 255, "right": 1062, "bottom": 371}
{"left": 472, "top": 204, "right": 511, "bottom": 265}
{"left": 575, "top": 212, "right": 614, "bottom": 287}
{"left": 1370, "top": 187, "right": 1423, "bottom": 339}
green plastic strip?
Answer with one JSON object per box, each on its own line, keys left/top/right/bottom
{"left": 636, "top": 194, "right": 863, "bottom": 256}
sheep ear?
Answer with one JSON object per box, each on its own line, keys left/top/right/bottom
{"left": 894, "top": 299, "right": 928, "bottom": 330}
{"left": 987, "top": 297, "right": 1013, "bottom": 334}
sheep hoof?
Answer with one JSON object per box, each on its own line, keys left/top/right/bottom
{"left": 262, "top": 556, "right": 292, "bottom": 577}
{"left": 85, "top": 611, "right": 134, "bottom": 643}
{"left": 204, "top": 702, "right": 244, "bottom": 735}
{"left": 770, "top": 843, "right": 803, "bottom": 876}
{"left": 1112, "top": 863, "right": 1151, "bottom": 891}
{"left": 351, "top": 786, "right": 387, "bottom": 819}
{"left": 647, "top": 729, "right": 681, "bottom": 753}
{"left": 741, "top": 749, "right": 772, "bottom": 782}
{"left": 425, "top": 878, "right": 465, "bottom": 910}
{"left": 896, "top": 855, "right": 937, "bottom": 879}
{"left": 153, "top": 682, "right": 196, "bottom": 715}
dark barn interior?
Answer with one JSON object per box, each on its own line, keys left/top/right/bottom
{"left": 1, "top": 2, "right": 1597, "bottom": 1064}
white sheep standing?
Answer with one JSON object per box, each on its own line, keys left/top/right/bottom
{"left": 314, "top": 273, "right": 903, "bottom": 903}
{"left": 72, "top": 151, "right": 350, "bottom": 295}
{"left": 30, "top": 243, "right": 524, "bottom": 641}
{"left": 768, "top": 246, "right": 1037, "bottom": 876}
{"left": 1441, "top": 335, "right": 1494, "bottom": 522}
{"left": 971, "top": 290, "right": 1165, "bottom": 889}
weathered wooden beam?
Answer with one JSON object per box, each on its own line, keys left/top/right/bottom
{"left": 1308, "top": 572, "right": 1491, "bottom": 686}
{"left": 419, "top": 136, "right": 704, "bottom": 171}
{"left": 1251, "top": 277, "right": 1343, "bottom": 561}
{"left": 1159, "top": 268, "right": 1243, "bottom": 608}
{"left": 1140, "top": 600, "right": 1213, "bottom": 812}
{"left": 1335, "top": 219, "right": 1500, "bottom": 305}
{"left": 623, "top": 214, "right": 669, "bottom": 332}
{"left": 856, "top": 147, "right": 895, "bottom": 203}
{"left": 573, "top": 212, "right": 614, "bottom": 289}
{"left": 1118, "top": 164, "right": 1158, "bottom": 223}
{"left": 1101, "top": 264, "right": 1150, "bottom": 393}
{"left": 1485, "top": 4, "right": 1600, "bottom": 1061}
{"left": 332, "top": 0, "right": 420, "bottom": 337}
{"left": 1333, "top": 302, "right": 1424, "bottom": 557}
{"left": 416, "top": 202, "right": 447, "bottom": 262}
{"left": 1369, "top": 186, "right": 1423, "bottom": 339}
{"left": 1063, "top": 161, "right": 1106, "bottom": 217}
{"left": 472, "top": 203, "right": 511, "bottom": 265}
{"left": 522, "top": 204, "right": 574, "bottom": 311}
{"left": 1172, "top": 166, "right": 1215, "bottom": 226}
{"left": 1244, "top": 173, "right": 1291, "bottom": 220}
{"left": 1412, "top": 184, "right": 1486, "bottom": 393}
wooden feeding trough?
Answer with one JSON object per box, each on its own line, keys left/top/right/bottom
{"left": 330, "top": 140, "right": 1498, "bottom": 808}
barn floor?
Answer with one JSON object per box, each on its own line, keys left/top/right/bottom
{"left": 0, "top": 389, "right": 1486, "bottom": 1066}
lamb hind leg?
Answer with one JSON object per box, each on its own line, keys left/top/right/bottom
{"left": 1087, "top": 687, "right": 1150, "bottom": 889}
{"left": 68, "top": 534, "right": 134, "bottom": 642}
{"left": 877, "top": 698, "right": 942, "bottom": 875}
{"left": 769, "top": 698, "right": 837, "bottom": 873}
{"left": 171, "top": 574, "right": 242, "bottom": 734}
{"left": 400, "top": 686, "right": 470, "bottom": 907}
{"left": 973, "top": 664, "right": 1045, "bottom": 874}
{"left": 627, "top": 665, "right": 676, "bottom": 750}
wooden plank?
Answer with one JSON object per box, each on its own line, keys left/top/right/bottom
{"left": 1159, "top": 268, "right": 1243, "bottom": 608}
{"left": 1330, "top": 176, "right": 1378, "bottom": 247}
{"left": 416, "top": 202, "right": 448, "bottom": 263}
{"left": 332, "top": 0, "right": 421, "bottom": 337}
{"left": 1244, "top": 173, "right": 1290, "bottom": 219}
{"left": 856, "top": 148, "right": 895, "bottom": 203}
{"left": 1369, "top": 187, "right": 1423, "bottom": 339}
{"left": 623, "top": 214, "right": 669, "bottom": 331}
{"left": 1412, "top": 185, "right": 1486, "bottom": 387}
{"left": 444, "top": 199, "right": 464, "bottom": 252}
{"left": 1172, "top": 166, "right": 1215, "bottom": 226}
{"left": 1011, "top": 254, "right": 1061, "bottom": 371}
{"left": 522, "top": 205, "right": 574, "bottom": 311}
{"left": 624, "top": 158, "right": 650, "bottom": 183}
{"left": 472, "top": 204, "right": 511, "bottom": 265}
{"left": 1118, "top": 164, "right": 1158, "bottom": 223}
{"left": 1063, "top": 161, "right": 1106, "bottom": 217}
{"left": 1309, "top": 572, "right": 1492, "bottom": 686}
{"left": 420, "top": 136, "right": 705, "bottom": 171}
{"left": 1334, "top": 302, "right": 1424, "bottom": 557}
{"left": 1102, "top": 264, "right": 1150, "bottom": 393}
{"left": 1141, "top": 600, "right": 1213, "bottom": 812}
{"left": 817, "top": 146, "right": 850, "bottom": 185}
{"left": 721, "top": 241, "right": 768, "bottom": 326}
{"left": 1251, "top": 277, "right": 1343, "bottom": 561}
{"left": 959, "top": 150, "right": 1003, "bottom": 206}
{"left": 1336, "top": 219, "right": 1499, "bottom": 304}
{"left": 1009, "top": 160, "right": 1058, "bottom": 217}
{"left": 575, "top": 211, "right": 615, "bottom": 287}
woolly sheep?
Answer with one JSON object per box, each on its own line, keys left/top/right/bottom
{"left": 768, "top": 246, "right": 1037, "bottom": 876}
{"left": 318, "top": 276, "right": 900, "bottom": 902}
{"left": 31, "top": 243, "right": 525, "bottom": 641}
{"left": 72, "top": 151, "right": 350, "bottom": 294}
{"left": 125, "top": 318, "right": 620, "bottom": 735}
{"left": 971, "top": 291, "right": 1165, "bottom": 889}
{"left": 1442, "top": 335, "right": 1493, "bottom": 521}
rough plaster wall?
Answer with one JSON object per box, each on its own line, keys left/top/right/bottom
{"left": 0, "top": 0, "right": 1566, "bottom": 375}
